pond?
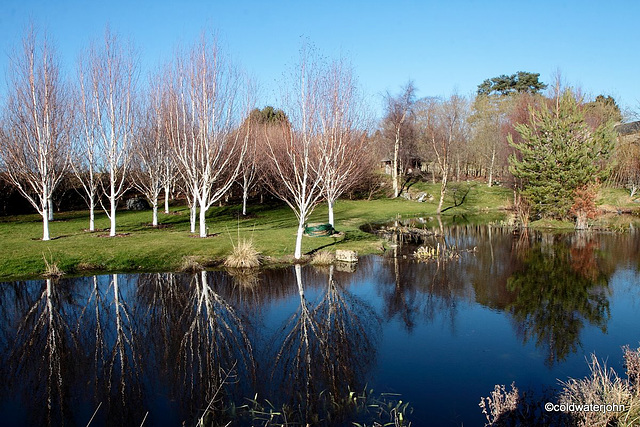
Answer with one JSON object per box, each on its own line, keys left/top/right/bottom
{"left": 1, "top": 225, "right": 640, "bottom": 426}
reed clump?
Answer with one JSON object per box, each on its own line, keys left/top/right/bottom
{"left": 224, "top": 238, "right": 261, "bottom": 269}
{"left": 42, "top": 253, "right": 64, "bottom": 278}
{"left": 180, "top": 256, "right": 205, "bottom": 272}
{"left": 310, "top": 250, "right": 335, "bottom": 266}
{"left": 414, "top": 243, "right": 460, "bottom": 261}
{"left": 558, "top": 347, "right": 640, "bottom": 427}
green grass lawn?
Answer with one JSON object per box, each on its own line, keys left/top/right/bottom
{"left": 0, "top": 183, "right": 513, "bottom": 280}
{"left": 2, "top": 183, "right": 638, "bottom": 280}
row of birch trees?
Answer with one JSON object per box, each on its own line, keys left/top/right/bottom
{"left": 0, "top": 27, "right": 372, "bottom": 260}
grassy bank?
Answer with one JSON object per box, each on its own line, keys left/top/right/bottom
{"left": 0, "top": 184, "right": 513, "bottom": 280}
{"left": 2, "top": 183, "right": 637, "bottom": 280}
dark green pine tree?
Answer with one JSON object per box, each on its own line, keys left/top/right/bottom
{"left": 508, "top": 90, "right": 615, "bottom": 220}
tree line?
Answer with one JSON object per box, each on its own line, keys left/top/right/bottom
{"left": 0, "top": 27, "right": 634, "bottom": 252}
{"left": 379, "top": 72, "right": 627, "bottom": 226}
{"left": 0, "top": 27, "right": 374, "bottom": 261}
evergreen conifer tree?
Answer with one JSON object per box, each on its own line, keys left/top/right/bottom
{"left": 509, "top": 90, "right": 615, "bottom": 223}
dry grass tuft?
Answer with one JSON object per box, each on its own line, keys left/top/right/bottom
{"left": 76, "top": 262, "right": 103, "bottom": 271}
{"left": 224, "top": 238, "right": 260, "bottom": 269}
{"left": 414, "top": 243, "right": 460, "bottom": 261}
{"left": 481, "top": 346, "right": 640, "bottom": 426}
{"left": 479, "top": 382, "right": 519, "bottom": 426}
{"left": 180, "top": 256, "right": 205, "bottom": 272}
{"left": 624, "top": 345, "right": 640, "bottom": 394}
{"left": 42, "top": 253, "right": 64, "bottom": 278}
{"left": 559, "top": 353, "right": 636, "bottom": 426}
{"left": 310, "top": 250, "right": 335, "bottom": 266}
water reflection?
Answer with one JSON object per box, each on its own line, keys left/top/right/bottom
{"left": 270, "top": 264, "right": 381, "bottom": 424}
{"left": 5, "top": 278, "right": 79, "bottom": 426}
{"left": 0, "top": 226, "right": 638, "bottom": 425}
{"left": 174, "top": 270, "right": 255, "bottom": 418}
{"left": 375, "top": 224, "right": 617, "bottom": 368}
{"left": 507, "top": 233, "right": 611, "bottom": 366}
{"left": 76, "top": 274, "right": 144, "bottom": 424}
{"left": 379, "top": 226, "right": 483, "bottom": 332}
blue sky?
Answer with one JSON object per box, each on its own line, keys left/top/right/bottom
{"left": 1, "top": 0, "right": 638, "bottom": 119}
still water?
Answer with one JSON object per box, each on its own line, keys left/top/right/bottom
{"left": 1, "top": 225, "right": 640, "bottom": 426}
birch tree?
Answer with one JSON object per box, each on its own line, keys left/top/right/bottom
{"left": 0, "top": 27, "right": 72, "bottom": 240}
{"left": 469, "top": 95, "right": 510, "bottom": 187}
{"left": 264, "top": 50, "right": 326, "bottom": 259}
{"left": 238, "top": 112, "right": 261, "bottom": 216}
{"left": 317, "top": 59, "right": 369, "bottom": 227}
{"left": 161, "top": 151, "right": 176, "bottom": 215}
{"left": 239, "top": 128, "right": 259, "bottom": 216}
{"left": 166, "top": 34, "right": 248, "bottom": 238}
{"left": 165, "top": 71, "right": 198, "bottom": 233}
{"left": 132, "top": 74, "right": 170, "bottom": 226}
{"left": 80, "top": 28, "right": 138, "bottom": 237}
{"left": 383, "top": 82, "right": 416, "bottom": 198}
{"left": 72, "top": 55, "right": 100, "bottom": 231}
{"left": 416, "top": 94, "right": 469, "bottom": 214}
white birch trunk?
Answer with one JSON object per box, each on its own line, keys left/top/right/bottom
{"left": 488, "top": 147, "right": 496, "bottom": 188}
{"left": 188, "top": 185, "right": 197, "bottom": 233}
{"left": 48, "top": 197, "right": 54, "bottom": 221}
{"left": 392, "top": 129, "right": 400, "bottom": 198}
{"left": 164, "top": 183, "right": 170, "bottom": 214}
{"left": 42, "top": 206, "right": 50, "bottom": 241}
{"left": 89, "top": 202, "right": 95, "bottom": 232}
{"left": 199, "top": 203, "right": 208, "bottom": 238}
{"left": 152, "top": 201, "right": 158, "bottom": 227}
{"left": 242, "top": 184, "right": 248, "bottom": 216}
{"left": 190, "top": 205, "right": 196, "bottom": 233}
{"left": 294, "top": 219, "right": 305, "bottom": 259}
{"left": 328, "top": 199, "right": 335, "bottom": 227}
{"left": 437, "top": 171, "right": 448, "bottom": 214}
{"left": 42, "top": 184, "right": 51, "bottom": 241}
{"left": 109, "top": 173, "right": 117, "bottom": 236}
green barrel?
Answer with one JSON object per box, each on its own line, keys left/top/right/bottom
{"left": 304, "top": 223, "right": 335, "bottom": 237}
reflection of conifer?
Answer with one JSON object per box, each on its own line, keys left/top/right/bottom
{"left": 507, "top": 241, "right": 610, "bottom": 366}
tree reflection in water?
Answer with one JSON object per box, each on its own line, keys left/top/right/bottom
{"left": 136, "top": 272, "right": 186, "bottom": 373}
{"left": 507, "top": 233, "right": 611, "bottom": 366}
{"left": 380, "top": 235, "right": 468, "bottom": 333}
{"left": 176, "top": 270, "right": 255, "bottom": 418}
{"left": 0, "top": 226, "right": 630, "bottom": 425}
{"left": 271, "top": 264, "right": 380, "bottom": 424}
{"left": 76, "top": 274, "right": 144, "bottom": 423}
{"left": 8, "top": 278, "right": 78, "bottom": 426}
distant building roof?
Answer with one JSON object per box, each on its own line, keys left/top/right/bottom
{"left": 615, "top": 121, "right": 640, "bottom": 136}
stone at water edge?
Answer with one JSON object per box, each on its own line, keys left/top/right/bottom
{"left": 335, "top": 249, "right": 358, "bottom": 263}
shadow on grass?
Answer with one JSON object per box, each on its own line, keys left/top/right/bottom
{"left": 30, "top": 235, "right": 72, "bottom": 241}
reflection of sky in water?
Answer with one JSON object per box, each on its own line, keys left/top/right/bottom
{"left": 0, "top": 228, "right": 639, "bottom": 426}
